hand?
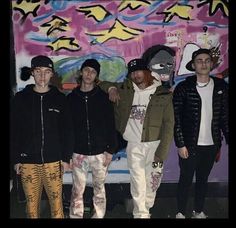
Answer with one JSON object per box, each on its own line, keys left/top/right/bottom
{"left": 169, "top": 86, "right": 174, "bottom": 92}
{"left": 103, "top": 151, "right": 113, "bottom": 167}
{"left": 14, "top": 163, "right": 22, "bottom": 175}
{"left": 62, "top": 161, "right": 71, "bottom": 173}
{"left": 69, "top": 159, "right": 73, "bottom": 169}
{"left": 108, "top": 87, "right": 120, "bottom": 104}
{"left": 151, "top": 71, "right": 161, "bottom": 81}
{"left": 178, "top": 146, "right": 189, "bottom": 159}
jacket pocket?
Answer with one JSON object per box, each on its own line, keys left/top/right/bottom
{"left": 144, "top": 126, "right": 160, "bottom": 141}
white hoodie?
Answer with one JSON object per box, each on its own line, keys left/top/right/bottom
{"left": 123, "top": 80, "right": 161, "bottom": 142}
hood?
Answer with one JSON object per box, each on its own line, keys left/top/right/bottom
{"left": 71, "top": 85, "right": 99, "bottom": 97}
{"left": 133, "top": 78, "right": 162, "bottom": 92}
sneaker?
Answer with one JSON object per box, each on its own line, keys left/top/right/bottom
{"left": 192, "top": 211, "right": 207, "bottom": 219}
{"left": 176, "top": 212, "right": 186, "bottom": 219}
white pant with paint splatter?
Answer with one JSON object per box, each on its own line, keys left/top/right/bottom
{"left": 126, "top": 141, "right": 163, "bottom": 218}
{"left": 69, "top": 153, "right": 108, "bottom": 218}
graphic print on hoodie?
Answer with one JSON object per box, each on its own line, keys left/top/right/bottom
{"left": 123, "top": 80, "right": 160, "bottom": 143}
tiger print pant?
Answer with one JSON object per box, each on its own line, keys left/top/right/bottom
{"left": 20, "top": 161, "right": 64, "bottom": 218}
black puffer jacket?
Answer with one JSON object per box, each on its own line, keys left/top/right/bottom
{"left": 10, "top": 84, "right": 73, "bottom": 164}
{"left": 173, "top": 75, "right": 228, "bottom": 150}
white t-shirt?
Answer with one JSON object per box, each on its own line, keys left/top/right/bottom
{"left": 196, "top": 78, "right": 214, "bottom": 145}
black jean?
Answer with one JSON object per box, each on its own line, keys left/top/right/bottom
{"left": 177, "top": 145, "right": 218, "bottom": 214}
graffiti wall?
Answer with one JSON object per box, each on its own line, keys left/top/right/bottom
{"left": 11, "top": 0, "right": 228, "bottom": 182}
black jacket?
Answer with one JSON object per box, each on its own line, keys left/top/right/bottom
{"left": 173, "top": 75, "right": 228, "bottom": 150}
{"left": 67, "top": 86, "right": 117, "bottom": 155}
{"left": 10, "top": 84, "right": 73, "bottom": 164}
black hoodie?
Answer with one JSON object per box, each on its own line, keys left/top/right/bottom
{"left": 10, "top": 84, "right": 73, "bottom": 164}
{"left": 67, "top": 86, "right": 117, "bottom": 155}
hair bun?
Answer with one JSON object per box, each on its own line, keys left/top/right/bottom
{"left": 20, "top": 66, "right": 31, "bottom": 81}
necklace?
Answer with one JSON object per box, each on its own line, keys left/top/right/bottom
{"left": 196, "top": 78, "right": 210, "bottom": 88}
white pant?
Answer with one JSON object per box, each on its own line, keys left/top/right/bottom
{"left": 126, "top": 141, "right": 163, "bottom": 218}
{"left": 69, "top": 153, "right": 108, "bottom": 218}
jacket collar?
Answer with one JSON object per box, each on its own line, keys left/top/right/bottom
{"left": 73, "top": 85, "right": 99, "bottom": 97}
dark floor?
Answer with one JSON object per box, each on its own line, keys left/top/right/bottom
{"left": 10, "top": 182, "right": 228, "bottom": 219}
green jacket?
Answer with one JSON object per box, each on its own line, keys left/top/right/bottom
{"left": 99, "top": 79, "right": 174, "bottom": 161}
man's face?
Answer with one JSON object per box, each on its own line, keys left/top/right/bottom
{"left": 81, "top": 66, "right": 97, "bottom": 85}
{"left": 148, "top": 50, "right": 175, "bottom": 87}
{"left": 32, "top": 67, "right": 53, "bottom": 88}
{"left": 130, "top": 70, "right": 146, "bottom": 86}
{"left": 192, "top": 53, "right": 213, "bottom": 75}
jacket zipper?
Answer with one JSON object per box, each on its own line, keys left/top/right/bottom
{"left": 84, "top": 96, "right": 92, "bottom": 154}
{"left": 40, "top": 96, "right": 45, "bottom": 163}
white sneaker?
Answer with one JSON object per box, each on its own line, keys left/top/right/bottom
{"left": 192, "top": 211, "right": 207, "bottom": 219}
{"left": 176, "top": 212, "right": 186, "bottom": 219}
